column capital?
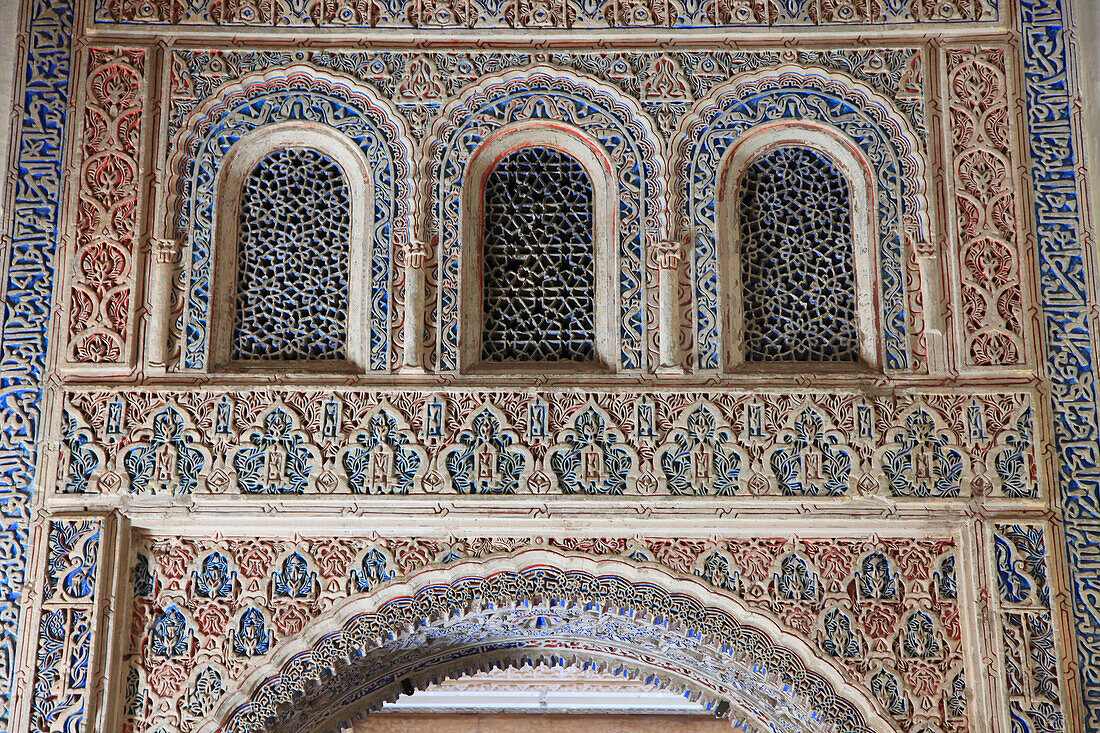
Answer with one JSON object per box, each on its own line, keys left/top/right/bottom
{"left": 151, "top": 238, "right": 181, "bottom": 264}
{"left": 654, "top": 239, "right": 683, "bottom": 270}
{"left": 402, "top": 239, "right": 428, "bottom": 270}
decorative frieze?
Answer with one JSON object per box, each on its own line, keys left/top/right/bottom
{"left": 168, "top": 50, "right": 927, "bottom": 151}
{"left": 58, "top": 389, "right": 1037, "bottom": 499}
{"left": 94, "top": 0, "right": 997, "bottom": 26}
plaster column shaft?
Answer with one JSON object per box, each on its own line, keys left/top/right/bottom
{"left": 918, "top": 252, "right": 950, "bottom": 374}
{"left": 146, "top": 238, "right": 180, "bottom": 370}
{"left": 402, "top": 240, "right": 428, "bottom": 373}
{"left": 656, "top": 239, "right": 683, "bottom": 372}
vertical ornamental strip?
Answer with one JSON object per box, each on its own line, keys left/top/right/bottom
{"left": 29, "top": 521, "right": 103, "bottom": 732}
{"left": 61, "top": 48, "right": 147, "bottom": 370}
{"left": 1020, "top": 0, "right": 1100, "bottom": 726}
{"left": 0, "top": 0, "right": 73, "bottom": 726}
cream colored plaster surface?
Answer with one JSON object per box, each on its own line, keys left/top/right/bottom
{"left": 348, "top": 713, "right": 735, "bottom": 733}
{"left": 9, "top": 1, "right": 1085, "bottom": 731}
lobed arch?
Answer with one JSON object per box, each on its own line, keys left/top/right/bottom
{"left": 719, "top": 123, "right": 880, "bottom": 371}
{"left": 200, "top": 552, "right": 897, "bottom": 733}
{"left": 424, "top": 66, "right": 669, "bottom": 373}
{"left": 168, "top": 64, "right": 415, "bottom": 373}
{"left": 673, "top": 65, "right": 931, "bottom": 373}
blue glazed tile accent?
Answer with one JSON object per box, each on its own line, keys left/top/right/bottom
{"left": 1, "top": 0, "right": 72, "bottom": 726}
{"left": 1019, "top": 0, "right": 1100, "bottom": 727}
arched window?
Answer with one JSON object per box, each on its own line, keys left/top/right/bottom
{"left": 210, "top": 124, "right": 372, "bottom": 370}
{"left": 232, "top": 148, "right": 351, "bottom": 361}
{"left": 721, "top": 126, "right": 877, "bottom": 370}
{"left": 461, "top": 125, "right": 616, "bottom": 373}
{"left": 481, "top": 146, "right": 595, "bottom": 363}
{"left": 738, "top": 146, "right": 858, "bottom": 362}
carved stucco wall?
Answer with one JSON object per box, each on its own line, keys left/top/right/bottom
{"left": 346, "top": 713, "right": 737, "bottom": 732}
{"left": 0, "top": 1, "right": 1097, "bottom": 733}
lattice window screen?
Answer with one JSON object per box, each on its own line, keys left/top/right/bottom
{"left": 233, "top": 148, "right": 351, "bottom": 361}
{"left": 738, "top": 146, "right": 859, "bottom": 363}
{"left": 481, "top": 146, "right": 596, "bottom": 363}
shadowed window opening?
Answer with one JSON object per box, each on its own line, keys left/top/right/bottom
{"left": 738, "top": 146, "right": 858, "bottom": 362}
{"left": 233, "top": 147, "right": 351, "bottom": 361}
{"left": 481, "top": 146, "right": 596, "bottom": 363}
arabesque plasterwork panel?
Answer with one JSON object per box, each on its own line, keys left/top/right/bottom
{"left": 3, "top": 0, "right": 1098, "bottom": 729}
{"left": 126, "top": 536, "right": 966, "bottom": 733}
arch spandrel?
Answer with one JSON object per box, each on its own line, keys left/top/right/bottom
{"left": 200, "top": 552, "right": 899, "bottom": 733}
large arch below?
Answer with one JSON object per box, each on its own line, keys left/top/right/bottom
{"left": 200, "top": 552, "right": 897, "bottom": 733}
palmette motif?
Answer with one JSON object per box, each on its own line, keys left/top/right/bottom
{"left": 63, "top": 49, "right": 146, "bottom": 367}
{"left": 61, "top": 390, "right": 1033, "bottom": 498}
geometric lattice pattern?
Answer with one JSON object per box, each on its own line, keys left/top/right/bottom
{"left": 739, "top": 147, "right": 858, "bottom": 362}
{"left": 233, "top": 148, "right": 351, "bottom": 361}
{"left": 482, "top": 146, "right": 595, "bottom": 363}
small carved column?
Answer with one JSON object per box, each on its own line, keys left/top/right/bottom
{"left": 401, "top": 239, "right": 428, "bottom": 373}
{"left": 655, "top": 239, "right": 684, "bottom": 373}
{"left": 910, "top": 222, "right": 949, "bottom": 375}
{"left": 146, "top": 238, "right": 180, "bottom": 371}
